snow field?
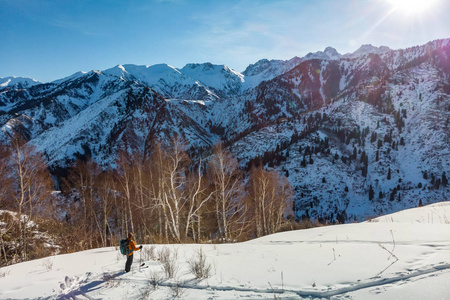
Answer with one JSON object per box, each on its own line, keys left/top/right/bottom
{"left": 0, "top": 202, "right": 449, "bottom": 299}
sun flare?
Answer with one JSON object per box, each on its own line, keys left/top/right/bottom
{"left": 386, "top": 0, "right": 439, "bottom": 15}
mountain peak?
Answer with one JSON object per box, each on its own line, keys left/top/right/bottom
{"left": 242, "top": 59, "right": 284, "bottom": 76}
{"left": 0, "top": 76, "right": 41, "bottom": 89}
{"left": 324, "top": 46, "right": 341, "bottom": 57}
{"left": 346, "top": 44, "right": 392, "bottom": 58}
{"left": 304, "top": 47, "right": 342, "bottom": 61}
{"left": 180, "top": 63, "right": 240, "bottom": 77}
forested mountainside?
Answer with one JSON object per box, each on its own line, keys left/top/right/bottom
{"left": 1, "top": 38, "right": 449, "bottom": 225}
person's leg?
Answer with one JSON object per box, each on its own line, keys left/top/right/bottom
{"left": 125, "top": 253, "right": 133, "bottom": 272}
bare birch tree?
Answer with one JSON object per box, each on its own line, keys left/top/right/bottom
{"left": 246, "top": 165, "right": 294, "bottom": 237}
{"left": 153, "top": 137, "right": 190, "bottom": 242}
{"left": 208, "top": 143, "right": 246, "bottom": 241}
{"left": 184, "top": 161, "right": 213, "bottom": 242}
{"left": 116, "top": 151, "right": 136, "bottom": 236}
{"left": 4, "top": 134, "right": 52, "bottom": 261}
{"left": 63, "top": 158, "right": 102, "bottom": 249}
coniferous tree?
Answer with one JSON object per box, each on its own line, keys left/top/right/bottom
{"left": 301, "top": 155, "right": 307, "bottom": 168}
{"left": 434, "top": 178, "right": 441, "bottom": 189}
{"left": 387, "top": 167, "right": 392, "bottom": 180}
{"left": 370, "top": 131, "right": 378, "bottom": 143}
{"left": 369, "top": 185, "right": 375, "bottom": 201}
{"left": 442, "top": 172, "right": 448, "bottom": 187}
{"left": 389, "top": 188, "right": 396, "bottom": 201}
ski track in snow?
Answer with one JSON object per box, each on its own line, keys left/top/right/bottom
{"left": 57, "top": 262, "right": 450, "bottom": 300}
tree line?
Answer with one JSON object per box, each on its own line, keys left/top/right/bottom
{"left": 0, "top": 134, "right": 293, "bottom": 266}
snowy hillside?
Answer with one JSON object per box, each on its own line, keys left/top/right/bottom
{"left": 0, "top": 202, "right": 449, "bottom": 299}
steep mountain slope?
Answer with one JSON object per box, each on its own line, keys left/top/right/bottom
{"left": 0, "top": 38, "right": 449, "bottom": 222}
{"left": 0, "top": 71, "right": 221, "bottom": 166}
{"left": 231, "top": 38, "right": 450, "bottom": 220}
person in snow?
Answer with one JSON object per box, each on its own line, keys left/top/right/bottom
{"left": 125, "top": 232, "right": 142, "bottom": 272}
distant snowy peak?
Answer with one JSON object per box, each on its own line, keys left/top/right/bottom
{"left": 345, "top": 44, "right": 391, "bottom": 58}
{"left": 182, "top": 62, "right": 224, "bottom": 74}
{"left": 180, "top": 63, "right": 244, "bottom": 84}
{"left": 102, "top": 63, "right": 219, "bottom": 100}
{"left": 179, "top": 63, "right": 245, "bottom": 97}
{"left": 241, "top": 57, "right": 303, "bottom": 90}
{"left": 104, "top": 63, "right": 185, "bottom": 84}
{"left": 304, "top": 46, "right": 342, "bottom": 60}
{"left": 242, "top": 59, "right": 282, "bottom": 77}
{"left": 0, "top": 76, "right": 41, "bottom": 89}
{"left": 242, "top": 47, "right": 340, "bottom": 80}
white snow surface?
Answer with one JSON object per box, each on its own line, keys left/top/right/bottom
{"left": 1, "top": 202, "right": 449, "bottom": 299}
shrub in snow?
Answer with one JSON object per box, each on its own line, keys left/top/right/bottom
{"left": 188, "top": 248, "right": 211, "bottom": 279}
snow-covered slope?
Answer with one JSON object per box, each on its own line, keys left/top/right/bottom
{"left": 0, "top": 202, "right": 449, "bottom": 299}
{"left": 229, "top": 38, "right": 450, "bottom": 221}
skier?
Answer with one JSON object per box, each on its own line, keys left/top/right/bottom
{"left": 124, "top": 232, "right": 142, "bottom": 272}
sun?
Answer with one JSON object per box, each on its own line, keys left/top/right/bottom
{"left": 386, "top": 0, "right": 439, "bottom": 15}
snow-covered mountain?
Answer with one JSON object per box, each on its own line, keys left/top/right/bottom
{"left": 304, "top": 46, "right": 342, "bottom": 60}
{"left": 1, "top": 202, "right": 449, "bottom": 299}
{"left": 241, "top": 56, "right": 303, "bottom": 89}
{"left": 103, "top": 63, "right": 220, "bottom": 101}
{"left": 344, "top": 44, "right": 391, "bottom": 59}
{"left": 1, "top": 38, "right": 449, "bottom": 222}
{"left": 0, "top": 76, "right": 40, "bottom": 90}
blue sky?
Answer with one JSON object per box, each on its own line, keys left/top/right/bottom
{"left": 1, "top": 0, "right": 449, "bottom": 82}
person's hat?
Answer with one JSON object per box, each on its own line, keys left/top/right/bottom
{"left": 128, "top": 232, "right": 133, "bottom": 238}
